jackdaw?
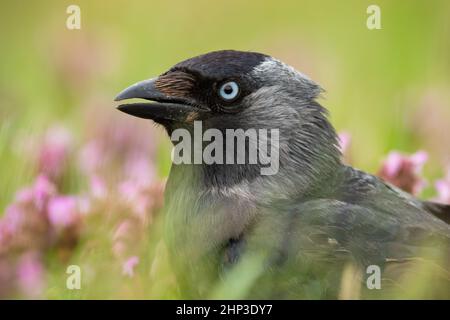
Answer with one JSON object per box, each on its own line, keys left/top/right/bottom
{"left": 115, "top": 50, "right": 450, "bottom": 299}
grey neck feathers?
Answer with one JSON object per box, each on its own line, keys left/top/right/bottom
{"left": 170, "top": 99, "right": 342, "bottom": 202}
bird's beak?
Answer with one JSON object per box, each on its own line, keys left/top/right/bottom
{"left": 115, "top": 78, "right": 204, "bottom": 123}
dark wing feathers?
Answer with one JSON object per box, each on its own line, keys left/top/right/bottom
{"left": 248, "top": 198, "right": 447, "bottom": 298}
{"left": 280, "top": 198, "right": 449, "bottom": 295}
{"left": 421, "top": 201, "right": 450, "bottom": 224}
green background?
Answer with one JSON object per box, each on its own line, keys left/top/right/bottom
{"left": 0, "top": 0, "right": 449, "bottom": 298}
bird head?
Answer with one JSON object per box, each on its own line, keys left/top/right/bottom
{"left": 116, "top": 50, "right": 341, "bottom": 189}
{"left": 116, "top": 50, "right": 323, "bottom": 131}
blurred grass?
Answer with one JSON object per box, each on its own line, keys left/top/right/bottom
{"left": 0, "top": 0, "right": 449, "bottom": 299}
{"left": 1, "top": 1, "right": 449, "bottom": 203}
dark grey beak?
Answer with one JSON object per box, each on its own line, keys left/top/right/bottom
{"left": 115, "top": 78, "right": 204, "bottom": 123}
{"left": 115, "top": 78, "right": 165, "bottom": 102}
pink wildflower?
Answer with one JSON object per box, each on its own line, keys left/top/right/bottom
{"left": 47, "top": 196, "right": 80, "bottom": 229}
{"left": 434, "top": 167, "right": 450, "bottom": 204}
{"left": 15, "top": 174, "right": 56, "bottom": 212}
{"left": 338, "top": 132, "right": 351, "bottom": 155}
{"left": 119, "top": 181, "right": 153, "bottom": 220}
{"left": 2, "top": 204, "right": 26, "bottom": 235}
{"left": 16, "top": 252, "right": 45, "bottom": 299}
{"left": 78, "top": 140, "right": 103, "bottom": 175}
{"left": 112, "top": 220, "right": 139, "bottom": 259}
{"left": 377, "top": 151, "right": 428, "bottom": 195}
{"left": 38, "top": 125, "right": 72, "bottom": 180}
{"left": 338, "top": 131, "right": 352, "bottom": 163}
{"left": 122, "top": 256, "right": 139, "bottom": 278}
{"left": 89, "top": 175, "right": 107, "bottom": 199}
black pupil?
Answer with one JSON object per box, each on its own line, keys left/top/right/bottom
{"left": 224, "top": 85, "right": 233, "bottom": 95}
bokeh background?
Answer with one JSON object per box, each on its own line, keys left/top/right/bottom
{"left": 0, "top": 0, "right": 449, "bottom": 299}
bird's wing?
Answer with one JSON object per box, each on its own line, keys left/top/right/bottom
{"left": 420, "top": 201, "right": 450, "bottom": 224}
{"left": 379, "top": 178, "right": 450, "bottom": 224}
{"left": 250, "top": 198, "right": 449, "bottom": 298}
{"left": 340, "top": 166, "right": 450, "bottom": 231}
{"left": 283, "top": 199, "right": 442, "bottom": 263}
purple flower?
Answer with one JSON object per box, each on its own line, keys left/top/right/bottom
{"left": 80, "top": 110, "right": 157, "bottom": 175}
{"left": 338, "top": 131, "right": 352, "bottom": 163}
{"left": 113, "top": 221, "right": 133, "bottom": 241}
{"left": 2, "top": 204, "right": 26, "bottom": 235}
{"left": 15, "top": 174, "right": 56, "bottom": 212}
{"left": 78, "top": 140, "right": 103, "bottom": 175}
{"left": 89, "top": 175, "right": 107, "bottom": 199}
{"left": 0, "top": 218, "right": 15, "bottom": 255}
{"left": 0, "top": 258, "right": 15, "bottom": 298}
{"left": 338, "top": 132, "right": 351, "bottom": 154}
{"left": 122, "top": 256, "right": 139, "bottom": 278}
{"left": 16, "top": 252, "right": 45, "bottom": 299}
{"left": 0, "top": 221, "right": 9, "bottom": 246}
{"left": 38, "top": 125, "right": 72, "bottom": 180}
{"left": 124, "top": 155, "right": 156, "bottom": 186}
{"left": 47, "top": 196, "right": 80, "bottom": 229}
{"left": 377, "top": 151, "right": 428, "bottom": 195}
{"left": 434, "top": 167, "right": 450, "bottom": 204}
{"left": 118, "top": 181, "right": 153, "bottom": 220}
{"left": 1, "top": 178, "right": 54, "bottom": 252}
{"left": 33, "top": 175, "right": 57, "bottom": 210}
{"left": 77, "top": 195, "right": 92, "bottom": 215}
{"left": 112, "top": 220, "right": 137, "bottom": 259}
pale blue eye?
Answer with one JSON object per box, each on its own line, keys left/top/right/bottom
{"left": 219, "top": 81, "right": 239, "bottom": 101}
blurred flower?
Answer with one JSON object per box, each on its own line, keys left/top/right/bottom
{"left": 0, "top": 221, "right": 11, "bottom": 247}
{"left": 113, "top": 220, "right": 134, "bottom": 242}
{"left": 16, "top": 252, "right": 45, "bottom": 299}
{"left": 47, "top": 196, "right": 80, "bottom": 229}
{"left": 112, "top": 219, "right": 141, "bottom": 259}
{"left": 0, "top": 113, "right": 164, "bottom": 297}
{"left": 85, "top": 102, "right": 157, "bottom": 154}
{"left": 434, "top": 167, "right": 450, "bottom": 204}
{"left": 78, "top": 105, "right": 158, "bottom": 185}
{"left": 124, "top": 154, "right": 156, "bottom": 187}
{"left": 47, "top": 196, "right": 82, "bottom": 262}
{"left": 37, "top": 125, "right": 73, "bottom": 181}
{"left": 77, "top": 195, "right": 92, "bottom": 215}
{"left": 2, "top": 204, "right": 27, "bottom": 236}
{"left": 119, "top": 180, "right": 165, "bottom": 224}
{"left": 2, "top": 177, "right": 54, "bottom": 252}
{"left": 0, "top": 173, "right": 85, "bottom": 273}
{"left": 89, "top": 175, "right": 107, "bottom": 200}
{"left": 0, "top": 259, "right": 15, "bottom": 299}
{"left": 79, "top": 140, "right": 103, "bottom": 175}
{"left": 0, "top": 213, "right": 17, "bottom": 256}
{"left": 122, "top": 256, "right": 139, "bottom": 278}
{"left": 16, "top": 174, "right": 56, "bottom": 212}
{"left": 377, "top": 151, "right": 428, "bottom": 195}
{"left": 77, "top": 105, "right": 162, "bottom": 223}
{"left": 338, "top": 131, "right": 352, "bottom": 163}
{"left": 119, "top": 181, "right": 152, "bottom": 218}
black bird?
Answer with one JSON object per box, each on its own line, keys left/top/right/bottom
{"left": 115, "top": 50, "right": 450, "bottom": 299}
